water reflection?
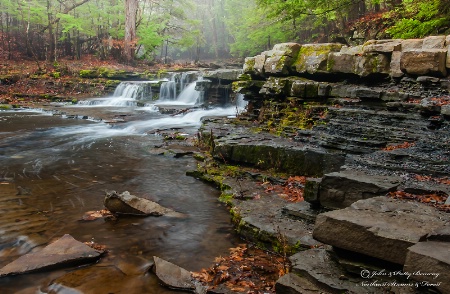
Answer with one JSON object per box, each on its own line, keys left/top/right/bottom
{"left": 0, "top": 112, "right": 238, "bottom": 293}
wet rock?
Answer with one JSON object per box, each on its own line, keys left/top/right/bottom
{"left": 416, "top": 76, "right": 440, "bottom": 83}
{"left": 400, "top": 49, "right": 447, "bottom": 77}
{"left": 289, "top": 248, "right": 378, "bottom": 293}
{"left": 313, "top": 197, "right": 449, "bottom": 264}
{"left": 303, "top": 177, "right": 322, "bottom": 206}
{"left": 403, "top": 241, "right": 450, "bottom": 293}
{"left": 231, "top": 192, "right": 322, "bottom": 251}
{"left": 318, "top": 170, "right": 400, "bottom": 209}
{"left": 275, "top": 273, "right": 323, "bottom": 294}
{"left": 350, "top": 87, "right": 382, "bottom": 99}
{"left": 0, "top": 234, "right": 104, "bottom": 277}
{"left": 214, "top": 141, "right": 345, "bottom": 177}
{"left": 151, "top": 256, "right": 196, "bottom": 291}
{"left": 380, "top": 90, "right": 409, "bottom": 102}
{"left": 104, "top": 191, "right": 181, "bottom": 217}
{"left": 281, "top": 201, "right": 319, "bottom": 222}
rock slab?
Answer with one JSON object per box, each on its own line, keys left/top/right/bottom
{"left": 152, "top": 256, "right": 196, "bottom": 291}
{"left": 289, "top": 248, "right": 377, "bottom": 293}
{"left": 313, "top": 197, "right": 449, "bottom": 264}
{"left": 0, "top": 234, "right": 104, "bottom": 277}
{"left": 404, "top": 241, "right": 450, "bottom": 293}
{"left": 318, "top": 170, "right": 400, "bottom": 209}
{"left": 104, "top": 190, "right": 178, "bottom": 216}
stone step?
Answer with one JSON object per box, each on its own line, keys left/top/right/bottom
{"left": 312, "top": 196, "right": 449, "bottom": 265}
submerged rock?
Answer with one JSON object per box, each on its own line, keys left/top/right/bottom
{"left": 104, "top": 191, "right": 183, "bottom": 217}
{"left": 0, "top": 234, "right": 104, "bottom": 277}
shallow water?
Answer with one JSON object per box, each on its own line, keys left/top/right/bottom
{"left": 0, "top": 109, "right": 239, "bottom": 293}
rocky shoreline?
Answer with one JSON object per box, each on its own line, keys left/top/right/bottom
{"left": 186, "top": 37, "right": 450, "bottom": 293}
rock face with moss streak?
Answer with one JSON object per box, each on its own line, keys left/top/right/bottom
{"left": 293, "top": 43, "right": 343, "bottom": 74}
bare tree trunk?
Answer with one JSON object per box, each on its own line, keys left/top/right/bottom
{"left": 124, "top": 0, "right": 137, "bottom": 63}
{"left": 47, "top": 0, "right": 55, "bottom": 61}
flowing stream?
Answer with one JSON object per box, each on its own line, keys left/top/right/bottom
{"left": 0, "top": 77, "right": 247, "bottom": 293}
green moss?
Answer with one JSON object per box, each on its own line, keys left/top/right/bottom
{"left": 326, "top": 55, "right": 335, "bottom": 72}
{"left": 243, "top": 57, "right": 256, "bottom": 73}
{"left": 0, "top": 104, "right": 12, "bottom": 110}
{"left": 293, "top": 44, "right": 342, "bottom": 73}
{"left": 79, "top": 70, "right": 97, "bottom": 78}
{"left": 238, "top": 74, "right": 252, "bottom": 81}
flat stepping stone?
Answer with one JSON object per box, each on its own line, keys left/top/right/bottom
{"left": 0, "top": 234, "right": 104, "bottom": 277}
{"left": 313, "top": 196, "right": 449, "bottom": 264}
{"left": 232, "top": 194, "right": 321, "bottom": 251}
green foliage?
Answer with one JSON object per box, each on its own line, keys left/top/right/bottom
{"left": 386, "top": 0, "right": 450, "bottom": 38}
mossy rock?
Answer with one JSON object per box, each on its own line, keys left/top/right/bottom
{"left": 292, "top": 43, "right": 343, "bottom": 74}
{"left": 79, "top": 70, "right": 98, "bottom": 78}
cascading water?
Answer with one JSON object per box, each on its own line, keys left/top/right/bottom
{"left": 159, "top": 77, "right": 177, "bottom": 101}
{"left": 158, "top": 71, "right": 200, "bottom": 102}
{"left": 77, "top": 81, "right": 154, "bottom": 107}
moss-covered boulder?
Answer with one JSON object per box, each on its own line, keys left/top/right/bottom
{"left": 292, "top": 43, "right": 342, "bottom": 74}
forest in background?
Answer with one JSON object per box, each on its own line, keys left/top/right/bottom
{"left": 0, "top": 0, "right": 450, "bottom": 65}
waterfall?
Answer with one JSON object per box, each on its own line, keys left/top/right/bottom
{"left": 77, "top": 81, "right": 153, "bottom": 107}
{"left": 159, "top": 79, "right": 177, "bottom": 101}
{"left": 235, "top": 94, "right": 248, "bottom": 109}
{"left": 159, "top": 72, "right": 200, "bottom": 101}
{"left": 113, "top": 81, "right": 152, "bottom": 100}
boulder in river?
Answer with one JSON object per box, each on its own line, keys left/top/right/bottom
{"left": 0, "top": 234, "right": 104, "bottom": 277}
{"left": 104, "top": 191, "right": 183, "bottom": 217}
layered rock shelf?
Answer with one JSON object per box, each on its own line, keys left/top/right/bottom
{"left": 194, "top": 35, "right": 450, "bottom": 293}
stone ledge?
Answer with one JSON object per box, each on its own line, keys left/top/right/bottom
{"left": 312, "top": 197, "right": 449, "bottom": 265}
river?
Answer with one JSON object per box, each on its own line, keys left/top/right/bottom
{"left": 0, "top": 79, "right": 245, "bottom": 293}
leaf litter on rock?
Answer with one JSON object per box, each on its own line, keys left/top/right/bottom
{"left": 191, "top": 244, "right": 288, "bottom": 293}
